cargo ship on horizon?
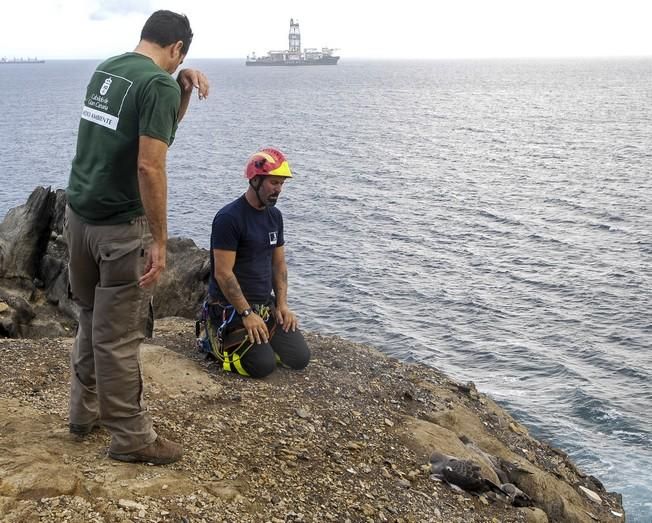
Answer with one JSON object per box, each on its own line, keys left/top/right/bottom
{"left": 1, "top": 57, "right": 45, "bottom": 64}
{"left": 246, "top": 19, "right": 339, "bottom": 66}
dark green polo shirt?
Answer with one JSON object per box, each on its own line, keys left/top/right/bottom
{"left": 67, "top": 52, "right": 181, "bottom": 224}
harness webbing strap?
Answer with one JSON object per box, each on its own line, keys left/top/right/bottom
{"left": 199, "top": 300, "right": 277, "bottom": 377}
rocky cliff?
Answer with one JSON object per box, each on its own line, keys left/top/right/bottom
{"left": 0, "top": 188, "right": 625, "bottom": 522}
{"left": 0, "top": 187, "right": 209, "bottom": 338}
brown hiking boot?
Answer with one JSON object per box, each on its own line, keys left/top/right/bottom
{"left": 108, "top": 436, "right": 183, "bottom": 465}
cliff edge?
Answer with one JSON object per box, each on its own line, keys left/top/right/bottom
{"left": 0, "top": 188, "right": 625, "bottom": 522}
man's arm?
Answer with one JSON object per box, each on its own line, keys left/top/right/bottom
{"left": 137, "top": 135, "right": 168, "bottom": 288}
{"left": 272, "top": 246, "right": 289, "bottom": 307}
{"left": 272, "top": 246, "right": 297, "bottom": 332}
{"left": 213, "top": 248, "right": 270, "bottom": 344}
{"left": 176, "top": 69, "right": 210, "bottom": 122}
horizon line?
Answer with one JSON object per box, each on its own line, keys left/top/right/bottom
{"left": 18, "top": 54, "right": 652, "bottom": 62}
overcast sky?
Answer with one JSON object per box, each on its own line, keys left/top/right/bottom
{"left": 2, "top": 0, "right": 651, "bottom": 60}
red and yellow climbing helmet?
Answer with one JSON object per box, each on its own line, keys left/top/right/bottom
{"left": 244, "top": 147, "right": 293, "bottom": 179}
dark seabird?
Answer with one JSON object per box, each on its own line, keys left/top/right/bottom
{"left": 429, "top": 451, "right": 507, "bottom": 496}
{"left": 501, "top": 483, "right": 534, "bottom": 507}
{"left": 459, "top": 435, "right": 533, "bottom": 484}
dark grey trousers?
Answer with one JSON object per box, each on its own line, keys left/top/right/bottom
{"left": 239, "top": 327, "right": 311, "bottom": 378}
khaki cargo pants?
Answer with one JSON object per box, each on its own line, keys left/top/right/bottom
{"left": 64, "top": 205, "right": 157, "bottom": 454}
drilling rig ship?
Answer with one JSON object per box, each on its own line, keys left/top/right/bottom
{"left": 246, "top": 19, "right": 339, "bottom": 66}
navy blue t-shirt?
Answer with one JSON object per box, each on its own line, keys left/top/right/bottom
{"left": 209, "top": 195, "right": 285, "bottom": 304}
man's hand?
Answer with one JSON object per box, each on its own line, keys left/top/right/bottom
{"left": 275, "top": 304, "right": 298, "bottom": 333}
{"left": 139, "top": 241, "right": 166, "bottom": 288}
{"left": 177, "top": 68, "right": 210, "bottom": 100}
{"left": 243, "top": 313, "right": 270, "bottom": 344}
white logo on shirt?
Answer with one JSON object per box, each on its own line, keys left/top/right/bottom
{"left": 81, "top": 70, "right": 132, "bottom": 131}
{"left": 100, "top": 77, "right": 112, "bottom": 95}
{"left": 269, "top": 232, "right": 278, "bottom": 245}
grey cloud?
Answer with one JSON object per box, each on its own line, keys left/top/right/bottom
{"left": 90, "top": 0, "right": 153, "bottom": 21}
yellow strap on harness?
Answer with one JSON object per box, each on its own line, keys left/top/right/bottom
{"left": 206, "top": 303, "right": 277, "bottom": 377}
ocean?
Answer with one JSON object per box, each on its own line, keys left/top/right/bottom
{"left": 1, "top": 58, "right": 651, "bottom": 520}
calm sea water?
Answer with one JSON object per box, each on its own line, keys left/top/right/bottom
{"left": 1, "top": 58, "right": 651, "bottom": 519}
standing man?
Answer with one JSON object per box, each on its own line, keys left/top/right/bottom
{"left": 65, "top": 10, "right": 209, "bottom": 465}
{"left": 204, "top": 147, "right": 310, "bottom": 378}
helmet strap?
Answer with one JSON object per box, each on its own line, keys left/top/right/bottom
{"left": 250, "top": 177, "right": 268, "bottom": 208}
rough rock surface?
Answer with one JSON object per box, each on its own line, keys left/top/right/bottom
{"left": 0, "top": 318, "right": 625, "bottom": 522}
{"left": 0, "top": 187, "right": 209, "bottom": 337}
{"left": 0, "top": 186, "right": 54, "bottom": 281}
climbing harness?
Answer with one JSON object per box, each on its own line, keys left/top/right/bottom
{"left": 196, "top": 301, "right": 277, "bottom": 377}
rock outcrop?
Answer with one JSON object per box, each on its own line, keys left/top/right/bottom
{"left": 0, "top": 187, "right": 210, "bottom": 337}
{"left": 0, "top": 186, "right": 54, "bottom": 282}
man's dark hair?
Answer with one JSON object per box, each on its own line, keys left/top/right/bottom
{"left": 141, "top": 10, "right": 193, "bottom": 55}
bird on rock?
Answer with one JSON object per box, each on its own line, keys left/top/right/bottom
{"left": 459, "top": 435, "right": 533, "bottom": 483}
{"left": 429, "top": 451, "right": 507, "bottom": 496}
{"left": 499, "top": 483, "right": 533, "bottom": 507}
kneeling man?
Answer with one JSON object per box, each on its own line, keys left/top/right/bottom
{"left": 203, "top": 147, "right": 310, "bottom": 378}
